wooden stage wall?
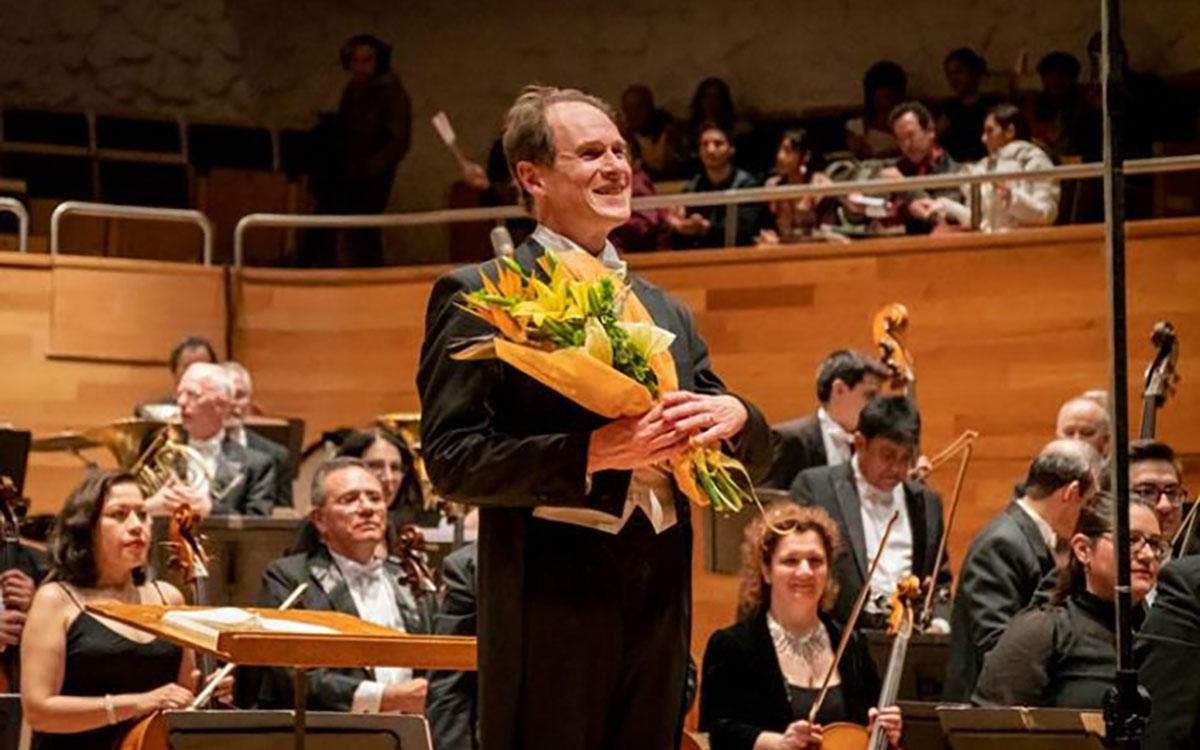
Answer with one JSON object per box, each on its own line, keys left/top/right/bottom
{"left": 4, "top": 218, "right": 1200, "bottom": 671}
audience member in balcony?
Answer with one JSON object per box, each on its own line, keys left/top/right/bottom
{"left": 883, "top": 102, "right": 964, "bottom": 234}
{"left": 620, "top": 84, "right": 687, "bottom": 180}
{"left": 134, "top": 335, "right": 218, "bottom": 421}
{"left": 680, "top": 78, "right": 755, "bottom": 170}
{"left": 941, "top": 104, "right": 1059, "bottom": 232}
{"left": 222, "top": 361, "right": 293, "bottom": 507}
{"left": 1021, "top": 51, "right": 1088, "bottom": 163}
{"left": 938, "top": 48, "right": 999, "bottom": 163}
{"left": 755, "top": 129, "right": 833, "bottom": 245}
{"left": 144, "top": 363, "right": 277, "bottom": 517}
{"left": 302, "top": 34, "right": 412, "bottom": 268}
{"left": 610, "top": 139, "right": 669, "bottom": 252}
{"left": 667, "top": 122, "right": 762, "bottom": 249}
{"left": 845, "top": 61, "right": 907, "bottom": 159}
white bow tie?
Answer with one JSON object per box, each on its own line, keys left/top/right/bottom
{"left": 340, "top": 557, "right": 385, "bottom": 588}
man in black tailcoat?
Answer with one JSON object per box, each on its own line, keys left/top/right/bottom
{"left": 417, "top": 85, "right": 771, "bottom": 750}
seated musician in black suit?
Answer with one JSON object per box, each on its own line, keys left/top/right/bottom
{"left": 791, "top": 396, "right": 952, "bottom": 629}
{"left": 222, "top": 361, "right": 294, "bottom": 508}
{"left": 144, "top": 363, "right": 277, "bottom": 517}
{"left": 1138, "top": 555, "right": 1200, "bottom": 749}
{"left": 942, "top": 438, "right": 1101, "bottom": 701}
{"left": 700, "top": 503, "right": 902, "bottom": 750}
{"left": 255, "top": 457, "right": 432, "bottom": 714}
{"left": 134, "top": 335, "right": 218, "bottom": 421}
{"left": 761, "top": 349, "right": 889, "bottom": 490}
{"left": 1127, "top": 439, "right": 1186, "bottom": 555}
{"left": 974, "top": 491, "right": 1163, "bottom": 707}
{"left": 427, "top": 542, "right": 478, "bottom": 750}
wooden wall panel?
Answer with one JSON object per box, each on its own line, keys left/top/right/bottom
{"left": 5, "top": 220, "right": 1200, "bottom": 666}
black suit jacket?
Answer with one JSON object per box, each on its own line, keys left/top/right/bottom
{"left": 427, "top": 543, "right": 478, "bottom": 750}
{"left": 943, "top": 503, "right": 1056, "bottom": 701}
{"left": 761, "top": 415, "right": 827, "bottom": 490}
{"left": 790, "top": 462, "right": 952, "bottom": 624}
{"left": 211, "top": 437, "right": 277, "bottom": 516}
{"left": 699, "top": 610, "right": 880, "bottom": 750}
{"left": 1138, "top": 556, "right": 1200, "bottom": 750}
{"left": 252, "top": 545, "right": 434, "bottom": 711}
{"left": 245, "top": 429, "right": 293, "bottom": 508}
{"left": 417, "top": 238, "right": 773, "bottom": 750}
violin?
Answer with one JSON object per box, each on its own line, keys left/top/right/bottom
{"left": 872, "top": 303, "right": 915, "bottom": 400}
{"left": 1139, "top": 321, "right": 1179, "bottom": 440}
{"left": 391, "top": 525, "right": 438, "bottom": 599}
{"left": 823, "top": 577, "right": 923, "bottom": 750}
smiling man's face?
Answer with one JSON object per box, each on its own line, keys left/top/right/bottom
{"left": 521, "top": 101, "right": 631, "bottom": 247}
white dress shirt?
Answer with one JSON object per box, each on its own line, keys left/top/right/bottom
{"left": 329, "top": 550, "right": 413, "bottom": 713}
{"left": 852, "top": 455, "right": 913, "bottom": 613}
{"left": 188, "top": 430, "right": 224, "bottom": 498}
{"left": 527, "top": 224, "right": 676, "bottom": 535}
{"left": 817, "top": 407, "right": 855, "bottom": 467}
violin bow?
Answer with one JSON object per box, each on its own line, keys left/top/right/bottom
{"left": 919, "top": 430, "right": 978, "bottom": 625}
{"left": 808, "top": 510, "right": 900, "bottom": 723}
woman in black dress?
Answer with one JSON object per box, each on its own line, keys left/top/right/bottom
{"left": 21, "top": 470, "right": 230, "bottom": 749}
{"left": 700, "top": 503, "right": 902, "bottom": 750}
{"left": 974, "top": 491, "right": 1164, "bottom": 707}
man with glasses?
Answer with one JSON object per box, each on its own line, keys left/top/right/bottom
{"left": 1129, "top": 439, "right": 1188, "bottom": 550}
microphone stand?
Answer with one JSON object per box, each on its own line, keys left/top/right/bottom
{"left": 1099, "top": 0, "right": 1150, "bottom": 746}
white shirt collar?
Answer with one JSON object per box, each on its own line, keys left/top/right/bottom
{"left": 1016, "top": 498, "right": 1057, "bottom": 552}
{"left": 852, "top": 453, "right": 902, "bottom": 509}
{"left": 532, "top": 224, "right": 626, "bottom": 278}
{"left": 817, "top": 407, "right": 855, "bottom": 465}
{"left": 227, "top": 423, "right": 248, "bottom": 447}
{"left": 329, "top": 548, "right": 386, "bottom": 586}
{"left": 190, "top": 429, "right": 225, "bottom": 456}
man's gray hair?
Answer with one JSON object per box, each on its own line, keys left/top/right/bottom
{"left": 309, "top": 456, "right": 374, "bottom": 510}
{"left": 181, "top": 362, "right": 233, "bottom": 398}
{"left": 502, "top": 84, "right": 619, "bottom": 211}
{"left": 222, "top": 361, "right": 253, "bottom": 393}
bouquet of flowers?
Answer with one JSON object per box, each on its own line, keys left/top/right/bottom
{"left": 451, "top": 249, "right": 760, "bottom": 514}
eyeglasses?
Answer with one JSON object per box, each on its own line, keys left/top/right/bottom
{"left": 1101, "top": 531, "right": 1172, "bottom": 560}
{"left": 1130, "top": 484, "right": 1189, "bottom": 506}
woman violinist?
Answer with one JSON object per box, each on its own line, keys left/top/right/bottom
{"left": 20, "top": 470, "right": 231, "bottom": 749}
{"left": 700, "top": 503, "right": 902, "bottom": 750}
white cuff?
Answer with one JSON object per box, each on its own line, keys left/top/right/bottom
{"left": 350, "top": 680, "right": 384, "bottom": 714}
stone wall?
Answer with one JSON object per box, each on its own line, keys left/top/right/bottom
{"left": 1, "top": 0, "right": 1197, "bottom": 260}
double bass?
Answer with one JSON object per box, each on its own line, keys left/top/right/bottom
{"left": 1139, "top": 321, "right": 1179, "bottom": 440}
{"left": 0, "top": 476, "right": 25, "bottom": 693}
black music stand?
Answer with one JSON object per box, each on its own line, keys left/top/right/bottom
{"left": 0, "top": 429, "right": 31, "bottom": 496}
{"left": 160, "top": 710, "right": 429, "bottom": 750}
{"left": 0, "top": 694, "right": 20, "bottom": 750}
{"left": 937, "top": 706, "right": 1106, "bottom": 750}
{"left": 865, "top": 630, "right": 949, "bottom": 701}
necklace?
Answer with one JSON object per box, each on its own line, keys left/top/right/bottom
{"left": 767, "top": 613, "right": 828, "bottom": 664}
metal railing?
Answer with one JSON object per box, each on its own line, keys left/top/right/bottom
{"left": 0, "top": 197, "right": 29, "bottom": 253}
{"left": 50, "top": 201, "right": 215, "bottom": 265}
{"left": 233, "top": 152, "right": 1200, "bottom": 267}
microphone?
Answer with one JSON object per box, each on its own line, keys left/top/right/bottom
{"left": 490, "top": 225, "right": 514, "bottom": 258}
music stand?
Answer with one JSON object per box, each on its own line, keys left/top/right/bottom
{"left": 0, "top": 694, "right": 21, "bottom": 750}
{"left": 160, "top": 710, "right": 429, "bottom": 750}
{"left": 936, "top": 706, "right": 1106, "bottom": 750}
{"left": 0, "top": 429, "right": 31, "bottom": 496}
{"left": 865, "top": 630, "right": 949, "bottom": 701}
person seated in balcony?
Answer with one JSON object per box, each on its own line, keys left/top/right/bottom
{"left": 878, "top": 102, "right": 964, "bottom": 234}
{"left": 134, "top": 335, "right": 218, "bottom": 421}
{"left": 845, "top": 61, "right": 907, "bottom": 159}
{"left": 620, "top": 84, "right": 688, "bottom": 181}
{"left": 940, "top": 104, "right": 1059, "bottom": 232}
{"left": 1021, "top": 51, "right": 1088, "bottom": 163}
{"left": 755, "top": 130, "right": 835, "bottom": 245}
{"left": 667, "top": 122, "right": 761, "bottom": 249}
{"left": 938, "top": 48, "right": 1000, "bottom": 164}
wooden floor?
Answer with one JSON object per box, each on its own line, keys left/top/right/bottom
{"left": 4, "top": 218, "right": 1200, "bottom": 726}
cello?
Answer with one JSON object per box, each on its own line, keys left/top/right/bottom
{"left": 1138, "top": 321, "right": 1179, "bottom": 440}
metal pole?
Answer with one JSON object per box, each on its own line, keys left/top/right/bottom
{"left": 1101, "top": 0, "right": 1149, "bottom": 745}
{"left": 0, "top": 198, "right": 29, "bottom": 252}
